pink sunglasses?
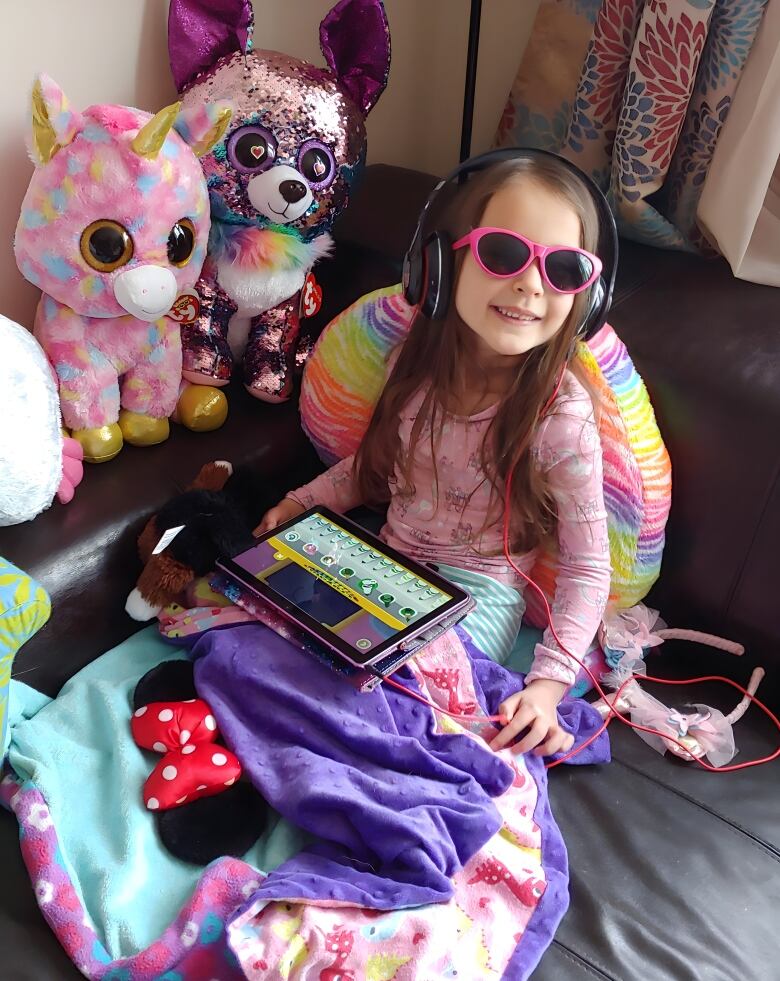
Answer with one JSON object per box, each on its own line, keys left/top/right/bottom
{"left": 452, "top": 227, "right": 602, "bottom": 295}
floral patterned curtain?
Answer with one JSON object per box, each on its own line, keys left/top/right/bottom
{"left": 495, "top": 0, "right": 769, "bottom": 251}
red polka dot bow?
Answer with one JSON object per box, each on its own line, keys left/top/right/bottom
{"left": 131, "top": 699, "right": 242, "bottom": 811}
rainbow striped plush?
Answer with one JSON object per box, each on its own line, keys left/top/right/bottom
{"left": 300, "top": 284, "right": 671, "bottom": 615}
{"left": 300, "top": 284, "right": 415, "bottom": 466}
{"left": 524, "top": 325, "right": 672, "bottom": 626}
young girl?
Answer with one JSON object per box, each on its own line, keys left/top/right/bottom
{"left": 258, "top": 154, "right": 612, "bottom": 759}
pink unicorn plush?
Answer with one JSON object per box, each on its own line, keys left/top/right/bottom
{"left": 14, "top": 75, "right": 232, "bottom": 463}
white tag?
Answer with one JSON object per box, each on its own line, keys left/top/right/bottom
{"left": 152, "top": 525, "right": 185, "bottom": 555}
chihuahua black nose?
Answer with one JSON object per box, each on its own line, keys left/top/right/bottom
{"left": 279, "top": 180, "right": 307, "bottom": 204}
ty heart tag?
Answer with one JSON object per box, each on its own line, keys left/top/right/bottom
{"left": 300, "top": 272, "right": 323, "bottom": 319}
{"left": 167, "top": 289, "right": 201, "bottom": 325}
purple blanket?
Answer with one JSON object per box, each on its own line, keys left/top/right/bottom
{"left": 192, "top": 622, "right": 609, "bottom": 979}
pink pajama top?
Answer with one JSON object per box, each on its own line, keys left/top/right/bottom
{"left": 290, "top": 371, "right": 611, "bottom": 688}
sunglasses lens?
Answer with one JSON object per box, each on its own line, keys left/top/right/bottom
{"left": 476, "top": 232, "right": 531, "bottom": 276}
{"left": 545, "top": 250, "right": 594, "bottom": 292}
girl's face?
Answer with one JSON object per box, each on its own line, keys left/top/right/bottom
{"left": 454, "top": 178, "right": 582, "bottom": 362}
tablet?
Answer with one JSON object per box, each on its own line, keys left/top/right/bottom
{"left": 216, "top": 506, "right": 473, "bottom": 668}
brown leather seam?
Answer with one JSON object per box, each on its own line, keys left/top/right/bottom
{"left": 549, "top": 939, "right": 617, "bottom": 980}
{"left": 611, "top": 757, "right": 780, "bottom": 861}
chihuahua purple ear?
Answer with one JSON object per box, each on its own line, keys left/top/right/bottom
{"left": 320, "top": 0, "right": 391, "bottom": 117}
{"left": 168, "top": 0, "right": 254, "bottom": 93}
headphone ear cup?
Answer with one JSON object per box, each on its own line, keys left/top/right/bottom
{"left": 421, "top": 231, "right": 453, "bottom": 320}
{"left": 579, "top": 276, "right": 605, "bottom": 339}
{"left": 402, "top": 244, "right": 423, "bottom": 306}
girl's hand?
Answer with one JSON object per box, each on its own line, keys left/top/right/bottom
{"left": 254, "top": 497, "right": 306, "bottom": 536}
{"left": 489, "top": 679, "right": 574, "bottom": 756}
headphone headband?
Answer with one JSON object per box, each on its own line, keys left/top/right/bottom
{"left": 402, "top": 147, "right": 618, "bottom": 340}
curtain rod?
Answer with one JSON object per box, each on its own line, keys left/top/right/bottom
{"left": 459, "top": 0, "right": 483, "bottom": 163}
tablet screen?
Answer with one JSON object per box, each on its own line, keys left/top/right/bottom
{"left": 225, "top": 509, "right": 460, "bottom": 661}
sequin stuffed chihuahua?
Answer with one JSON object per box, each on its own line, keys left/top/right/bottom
{"left": 167, "top": 0, "right": 390, "bottom": 408}
{"left": 14, "top": 74, "right": 232, "bottom": 462}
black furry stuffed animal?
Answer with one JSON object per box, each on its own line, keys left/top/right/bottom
{"left": 125, "top": 461, "right": 283, "bottom": 621}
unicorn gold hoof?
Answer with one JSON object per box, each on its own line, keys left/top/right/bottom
{"left": 72, "top": 424, "right": 123, "bottom": 463}
{"left": 118, "top": 411, "right": 170, "bottom": 446}
{"left": 174, "top": 385, "right": 228, "bottom": 432}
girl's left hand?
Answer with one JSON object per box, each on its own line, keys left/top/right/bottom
{"left": 489, "top": 679, "right": 574, "bottom": 756}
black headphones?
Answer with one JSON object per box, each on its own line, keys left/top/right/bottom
{"left": 402, "top": 147, "right": 618, "bottom": 341}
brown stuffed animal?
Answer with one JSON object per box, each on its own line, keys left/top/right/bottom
{"left": 126, "top": 461, "right": 282, "bottom": 620}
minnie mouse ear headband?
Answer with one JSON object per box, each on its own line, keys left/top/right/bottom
{"left": 402, "top": 147, "right": 618, "bottom": 340}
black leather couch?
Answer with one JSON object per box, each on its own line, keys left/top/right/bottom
{"left": 2, "top": 165, "right": 779, "bottom": 980}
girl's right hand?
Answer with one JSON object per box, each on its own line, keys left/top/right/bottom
{"left": 254, "top": 497, "right": 306, "bottom": 536}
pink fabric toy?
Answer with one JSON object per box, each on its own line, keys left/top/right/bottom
{"left": 593, "top": 609, "right": 765, "bottom": 767}
{"left": 57, "top": 438, "right": 84, "bottom": 504}
{"left": 14, "top": 74, "right": 232, "bottom": 462}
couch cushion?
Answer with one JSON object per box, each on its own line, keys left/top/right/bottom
{"left": 539, "top": 643, "right": 780, "bottom": 981}
{"left": 609, "top": 245, "right": 780, "bottom": 661}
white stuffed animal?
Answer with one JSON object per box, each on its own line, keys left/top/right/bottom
{"left": 0, "top": 315, "right": 83, "bottom": 525}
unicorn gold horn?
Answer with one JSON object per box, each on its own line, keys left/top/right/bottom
{"left": 131, "top": 102, "right": 182, "bottom": 160}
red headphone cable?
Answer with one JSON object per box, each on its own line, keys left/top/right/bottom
{"left": 498, "top": 468, "right": 780, "bottom": 771}
{"left": 378, "top": 460, "right": 780, "bottom": 773}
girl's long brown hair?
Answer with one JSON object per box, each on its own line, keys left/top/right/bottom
{"left": 355, "top": 156, "right": 601, "bottom": 554}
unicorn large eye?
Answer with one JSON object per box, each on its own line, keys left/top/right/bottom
{"left": 227, "top": 125, "right": 277, "bottom": 174}
{"left": 80, "top": 220, "right": 133, "bottom": 272}
{"left": 167, "top": 219, "right": 196, "bottom": 266}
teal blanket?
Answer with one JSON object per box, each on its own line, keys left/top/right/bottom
{"left": 5, "top": 627, "right": 306, "bottom": 959}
